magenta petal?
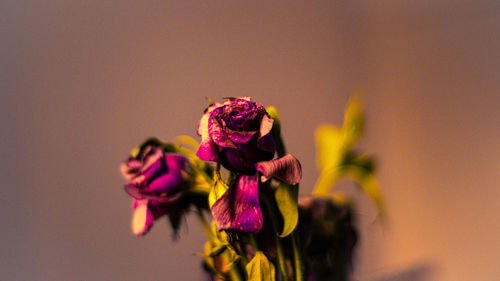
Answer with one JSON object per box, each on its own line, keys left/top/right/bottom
{"left": 208, "top": 117, "right": 237, "bottom": 149}
{"left": 120, "top": 159, "right": 142, "bottom": 180}
{"left": 124, "top": 181, "right": 145, "bottom": 199}
{"left": 165, "top": 154, "right": 188, "bottom": 170}
{"left": 255, "top": 153, "right": 302, "bottom": 185}
{"left": 225, "top": 127, "right": 257, "bottom": 143}
{"left": 223, "top": 147, "right": 250, "bottom": 172}
{"left": 211, "top": 175, "right": 263, "bottom": 233}
{"left": 147, "top": 172, "right": 183, "bottom": 194}
{"left": 196, "top": 139, "right": 219, "bottom": 162}
{"left": 141, "top": 156, "right": 164, "bottom": 181}
{"left": 256, "top": 133, "right": 275, "bottom": 153}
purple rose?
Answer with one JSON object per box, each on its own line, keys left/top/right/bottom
{"left": 121, "top": 145, "right": 189, "bottom": 235}
{"left": 196, "top": 98, "right": 303, "bottom": 233}
{"left": 196, "top": 97, "right": 275, "bottom": 173}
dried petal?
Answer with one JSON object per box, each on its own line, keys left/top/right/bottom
{"left": 255, "top": 153, "right": 302, "bottom": 185}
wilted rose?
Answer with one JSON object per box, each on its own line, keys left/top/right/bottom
{"left": 121, "top": 145, "right": 189, "bottom": 235}
{"left": 196, "top": 98, "right": 302, "bottom": 234}
{"left": 196, "top": 97, "right": 275, "bottom": 173}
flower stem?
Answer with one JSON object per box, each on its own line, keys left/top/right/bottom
{"left": 248, "top": 234, "right": 259, "bottom": 253}
{"left": 262, "top": 194, "right": 290, "bottom": 281}
{"left": 273, "top": 129, "right": 305, "bottom": 281}
{"left": 196, "top": 210, "right": 243, "bottom": 281}
{"left": 291, "top": 231, "right": 304, "bottom": 281}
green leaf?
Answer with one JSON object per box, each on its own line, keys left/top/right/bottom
{"left": 266, "top": 106, "right": 286, "bottom": 157}
{"left": 246, "top": 252, "right": 276, "bottom": 281}
{"left": 266, "top": 106, "right": 281, "bottom": 135}
{"left": 315, "top": 125, "right": 344, "bottom": 171}
{"left": 208, "top": 170, "right": 229, "bottom": 208}
{"left": 342, "top": 96, "right": 364, "bottom": 147}
{"left": 275, "top": 182, "right": 298, "bottom": 237}
{"left": 313, "top": 97, "right": 365, "bottom": 196}
{"left": 173, "top": 135, "right": 199, "bottom": 152}
{"left": 313, "top": 125, "right": 345, "bottom": 195}
{"left": 342, "top": 164, "right": 385, "bottom": 217}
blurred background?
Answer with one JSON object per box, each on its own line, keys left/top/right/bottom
{"left": 1, "top": 1, "right": 499, "bottom": 280}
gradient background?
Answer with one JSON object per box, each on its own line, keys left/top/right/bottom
{"left": 1, "top": 1, "right": 499, "bottom": 280}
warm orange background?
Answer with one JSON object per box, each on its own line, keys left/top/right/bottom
{"left": 1, "top": 1, "right": 499, "bottom": 280}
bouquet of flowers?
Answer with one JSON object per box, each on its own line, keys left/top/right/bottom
{"left": 119, "top": 96, "right": 383, "bottom": 281}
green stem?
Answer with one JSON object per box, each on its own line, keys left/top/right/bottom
{"left": 262, "top": 194, "right": 290, "bottom": 281}
{"left": 273, "top": 129, "right": 305, "bottom": 281}
{"left": 291, "top": 231, "right": 304, "bottom": 281}
{"left": 237, "top": 241, "right": 249, "bottom": 267}
{"left": 196, "top": 210, "right": 243, "bottom": 281}
{"left": 273, "top": 132, "right": 286, "bottom": 157}
{"left": 248, "top": 234, "right": 259, "bottom": 253}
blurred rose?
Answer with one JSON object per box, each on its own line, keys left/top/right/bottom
{"left": 196, "top": 97, "right": 275, "bottom": 173}
{"left": 121, "top": 145, "right": 189, "bottom": 235}
{"left": 298, "top": 196, "right": 358, "bottom": 281}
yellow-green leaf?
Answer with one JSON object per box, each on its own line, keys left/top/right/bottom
{"left": 313, "top": 168, "right": 341, "bottom": 196}
{"left": 209, "top": 180, "right": 229, "bottom": 209}
{"left": 313, "top": 125, "right": 345, "bottom": 195}
{"left": 246, "top": 252, "right": 276, "bottom": 281}
{"left": 267, "top": 105, "right": 286, "bottom": 157}
{"left": 315, "top": 125, "right": 344, "bottom": 171}
{"left": 275, "top": 182, "right": 298, "bottom": 237}
{"left": 266, "top": 106, "right": 281, "bottom": 135}
{"left": 208, "top": 170, "right": 229, "bottom": 208}
{"left": 343, "top": 165, "right": 384, "bottom": 217}
{"left": 173, "top": 135, "right": 200, "bottom": 151}
{"left": 342, "top": 96, "right": 364, "bottom": 147}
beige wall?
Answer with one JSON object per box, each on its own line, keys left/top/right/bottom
{"left": 1, "top": 1, "right": 498, "bottom": 280}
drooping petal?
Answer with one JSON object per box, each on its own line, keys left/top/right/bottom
{"left": 131, "top": 200, "right": 154, "bottom": 236}
{"left": 255, "top": 153, "right": 302, "bottom": 185}
{"left": 211, "top": 175, "right": 263, "bottom": 233}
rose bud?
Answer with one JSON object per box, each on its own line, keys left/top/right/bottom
{"left": 120, "top": 145, "right": 190, "bottom": 236}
